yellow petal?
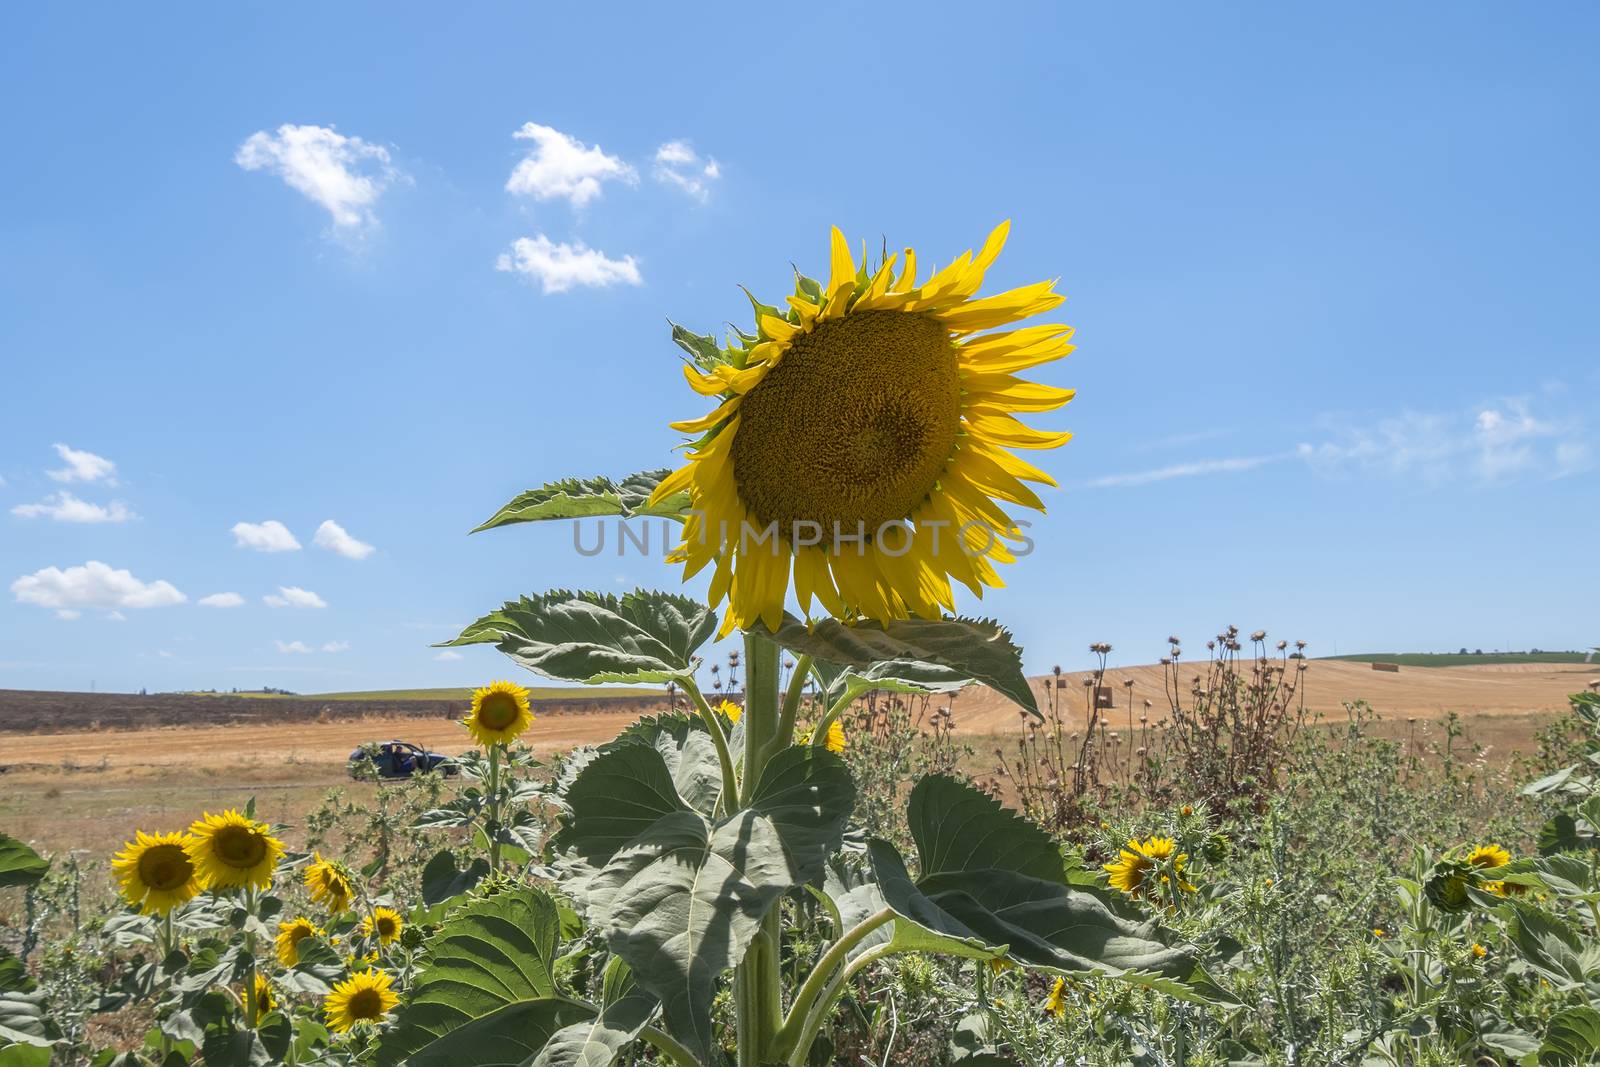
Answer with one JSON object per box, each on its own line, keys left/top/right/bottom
{"left": 827, "top": 227, "right": 855, "bottom": 299}
{"left": 966, "top": 412, "right": 1074, "bottom": 450}
{"left": 668, "top": 396, "right": 740, "bottom": 434}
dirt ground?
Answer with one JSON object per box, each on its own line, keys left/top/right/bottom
{"left": 2, "top": 660, "right": 1593, "bottom": 857}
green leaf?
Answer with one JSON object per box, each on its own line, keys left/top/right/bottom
{"left": 379, "top": 887, "right": 565, "bottom": 1067}
{"left": 554, "top": 746, "right": 691, "bottom": 866}
{"left": 0, "top": 950, "right": 31, "bottom": 996}
{"left": 746, "top": 745, "right": 856, "bottom": 883}
{"left": 0, "top": 835, "right": 48, "bottom": 889}
{"left": 200, "top": 1013, "right": 290, "bottom": 1067}
{"left": 420, "top": 851, "right": 491, "bottom": 907}
{"left": 1540, "top": 1005, "right": 1600, "bottom": 1065}
{"left": 0, "top": 991, "right": 55, "bottom": 1047}
{"left": 761, "top": 614, "right": 1039, "bottom": 717}
{"left": 908, "top": 775, "right": 1063, "bottom": 884}
{"left": 443, "top": 589, "right": 716, "bottom": 685}
{"left": 867, "top": 776, "right": 1195, "bottom": 983}
{"left": 404, "top": 999, "right": 596, "bottom": 1067}
{"left": 0, "top": 1044, "right": 52, "bottom": 1067}
{"left": 605, "top": 714, "right": 729, "bottom": 817}
{"left": 531, "top": 987, "right": 657, "bottom": 1067}
{"left": 584, "top": 809, "right": 799, "bottom": 1063}
{"left": 472, "top": 470, "right": 686, "bottom": 533}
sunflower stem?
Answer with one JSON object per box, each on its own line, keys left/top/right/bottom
{"left": 811, "top": 681, "right": 869, "bottom": 749}
{"left": 243, "top": 886, "right": 260, "bottom": 1030}
{"left": 772, "top": 907, "right": 893, "bottom": 1061}
{"left": 681, "top": 675, "right": 741, "bottom": 812}
{"left": 775, "top": 654, "right": 814, "bottom": 750}
{"left": 735, "top": 631, "right": 784, "bottom": 1066}
{"left": 486, "top": 742, "right": 503, "bottom": 871}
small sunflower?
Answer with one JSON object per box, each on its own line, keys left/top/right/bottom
{"left": 463, "top": 680, "right": 534, "bottom": 747}
{"left": 1103, "top": 835, "right": 1192, "bottom": 899}
{"left": 1484, "top": 879, "right": 1529, "bottom": 897}
{"left": 305, "top": 853, "right": 354, "bottom": 913}
{"left": 1466, "top": 844, "right": 1511, "bottom": 869}
{"left": 1372, "top": 928, "right": 1386, "bottom": 938}
{"left": 651, "top": 222, "right": 1075, "bottom": 635}
{"left": 276, "top": 917, "right": 326, "bottom": 966}
{"left": 324, "top": 968, "right": 399, "bottom": 1033}
{"left": 800, "top": 720, "right": 847, "bottom": 752}
{"left": 361, "top": 906, "right": 404, "bottom": 945}
{"left": 1044, "top": 976, "right": 1067, "bottom": 1018}
{"left": 111, "top": 830, "right": 201, "bottom": 914}
{"left": 247, "top": 973, "right": 275, "bottom": 1016}
{"left": 186, "top": 810, "right": 284, "bottom": 891}
{"left": 1471, "top": 942, "right": 1488, "bottom": 959}
{"left": 717, "top": 699, "right": 744, "bottom": 724}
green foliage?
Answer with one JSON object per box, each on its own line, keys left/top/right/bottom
{"left": 0, "top": 836, "right": 48, "bottom": 889}
{"left": 471, "top": 469, "right": 687, "bottom": 532}
{"left": 443, "top": 589, "right": 716, "bottom": 685}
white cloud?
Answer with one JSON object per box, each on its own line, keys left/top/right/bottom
{"left": 505, "top": 122, "right": 635, "bottom": 206}
{"left": 47, "top": 443, "right": 116, "bottom": 484}
{"left": 1299, "top": 397, "right": 1588, "bottom": 484}
{"left": 322, "top": 641, "right": 350, "bottom": 653}
{"left": 264, "top": 586, "right": 327, "bottom": 609}
{"left": 434, "top": 650, "right": 464, "bottom": 662}
{"left": 235, "top": 123, "right": 399, "bottom": 231}
{"left": 1081, "top": 454, "right": 1287, "bottom": 489}
{"left": 497, "top": 235, "right": 642, "bottom": 294}
{"left": 313, "top": 519, "right": 375, "bottom": 560}
{"left": 55, "top": 609, "right": 81, "bottom": 620}
{"left": 198, "top": 592, "right": 245, "bottom": 608}
{"left": 653, "top": 140, "right": 720, "bottom": 201}
{"left": 232, "top": 520, "right": 301, "bottom": 552}
{"left": 12, "top": 560, "right": 185, "bottom": 614}
{"left": 275, "top": 640, "right": 314, "bottom": 654}
{"left": 11, "top": 492, "right": 134, "bottom": 523}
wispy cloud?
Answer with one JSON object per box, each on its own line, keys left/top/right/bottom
{"left": 232, "top": 520, "right": 301, "bottom": 552}
{"left": 275, "top": 639, "right": 313, "bottom": 654}
{"left": 321, "top": 640, "right": 350, "bottom": 653}
{"left": 1299, "top": 397, "right": 1589, "bottom": 484}
{"left": 434, "top": 650, "right": 464, "bottom": 662}
{"left": 313, "top": 519, "right": 375, "bottom": 560}
{"left": 235, "top": 123, "right": 399, "bottom": 232}
{"left": 47, "top": 443, "right": 116, "bottom": 484}
{"left": 506, "top": 122, "right": 636, "bottom": 207}
{"left": 11, "top": 561, "right": 185, "bottom": 615}
{"left": 653, "top": 140, "right": 720, "bottom": 201}
{"left": 497, "top": 235, "right": 642, "bottom": 294}
{"left": 198, "top": 592, "right": 245, "bottom": 608}
{"left": 11, "top": 492, "right": 134, "bottom": 523}
{"left": 264, "top": 586, "right": 327, "bottom": 609}
{"left": 1080, "top": 454, "right": 1287, "bottom": 489}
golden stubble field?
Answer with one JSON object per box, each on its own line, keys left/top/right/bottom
{"left": 1, "top": 661, "right": 1593, "bottom": 856}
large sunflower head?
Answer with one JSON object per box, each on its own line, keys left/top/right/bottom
{"left": 111, "top": 830, "right": 202, "bottom": 914}
{"left": 305, "top": 852, "right": 354, "bottom": 913}
{"left": 361, "top": 906, "right": 404, "bottom": 945}
{"left": 276, "top": 916, "right": 326, "bottom": 966}
{"left": 1103, "top": 835, "right": 1191, "bottom": 899}
{"left": 324, "top": 968, "right": 399, "bottom": 1033}
{"left": 185, "top": 810, "right": 284, "bottom": 891}
{"left": 463, "top": 680, "right": 534, "bottom": 747}
{"left": 651, "top": 222, "right": 1074, "bottom": 634}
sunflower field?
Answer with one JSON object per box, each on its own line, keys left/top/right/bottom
{"left": 4, "top": 227, "right": 1600, "bottom": 1066}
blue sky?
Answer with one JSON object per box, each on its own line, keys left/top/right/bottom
{"left": 3, "top": 3, "right": 1595, "bottom": 694}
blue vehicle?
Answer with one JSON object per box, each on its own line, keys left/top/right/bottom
{"left": 348, "top": 739, "right": 458, "bottom": 779}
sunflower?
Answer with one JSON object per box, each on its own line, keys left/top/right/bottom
{"left": 361, "top": 906, "right": 404, "bottom": 945}
{"left": 276, "top": 917, "right": 326, "bottom": 966}
{"left": 247, "top": 973, "right": 275, "bottom": 1016}
{"left": 463, "top": 680, "right": 534, "bottom": 747}
{"left": 305, "top": 853, "right": 354, "bottom": 913}
{"left": 1466, "top": 844, "right": 1511, "bottom": 869}
{"left": 1103, "top": 835, "right": 1193, "bottom": 899}
{"left": 800, "top": 720, "right": 847, "bottom": 753}
{"left": 324, "top": 968, "right": 399, "bottom": 1033}
{"left": 650, "top": 222, "right": 1074, "bottom": 634}
{"left": 1044, "top": 976, "right": 1068, "bottom": 1017}
{"left": 717, "top": 699, "right": 744, "bottom": 724}
{"left": 185, "top": 810, "right": 284, "bottom": 891}
{"left": 1471, "top": 942, "right": 1488, "bottom": 959}
{"left": 111, "top": 830, "right": 201, "bottom": 914}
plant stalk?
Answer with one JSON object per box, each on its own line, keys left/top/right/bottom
{"left": 486, "top": 741, "right": 503, "bottom": 870}
{"left": 735, "top": 631, "right": 784, "bottom": 1066}
{"left": 681, "top": 675, "right": 743, "bottom": 811}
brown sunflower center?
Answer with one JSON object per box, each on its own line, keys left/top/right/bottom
{"left": 138, "top": 844, "right": 193, "bottom": 891}
{"left": 213, "top": 825, "right": 269, "bottom": 869}
{"left": 376, "top": 916, "right": 398, "bottom": 938}
{"left": 477, "top": 692, "right": 521, "bottom": 730}
{"left": 731, "top": 310, "right": 961, "bottom": 539}
{"left": 347, "top": 988, "right": 385, "bottom": 1020}
{"left": 288, "top": 925, "right": 313, "bottom": 947}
